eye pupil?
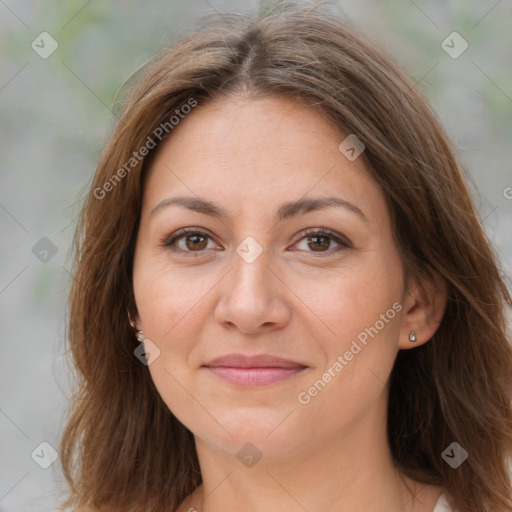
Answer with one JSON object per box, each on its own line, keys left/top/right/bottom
{"left": 186, "top": 234, "right": 207, "bottom": 250}
{"left": 307, "top": 236, "right": 330, "bottom": 251}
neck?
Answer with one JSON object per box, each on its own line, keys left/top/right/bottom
{"left": 186, "top": 397, "right": 442, "bottom": 512}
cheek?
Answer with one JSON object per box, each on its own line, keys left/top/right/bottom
{"left": 133, "top": 257, "right": 215, "bottom": 339}
{"left": 294, "top": 255, "right": 404, "bottom": 413}
{"left": 133, "top": 264, "right": 215, "bottom": 426}
{"left": 292, "top": 267, "right": 403, "bottom": 433}
{"left": 293, "top": 256, "right": 403, "bottom": 348}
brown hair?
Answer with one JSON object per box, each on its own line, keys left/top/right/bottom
{"left": 60, "top": 2, "right": 512, "bottom": 511}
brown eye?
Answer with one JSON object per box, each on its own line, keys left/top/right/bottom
{"left": 162, "top": 229, "right": 219, "bottom": 254}
{"left": 306, "top": 235, "right": 332, "bottom": 252}
{"left": 292, "top": 228, "right": 351, "bottom": 256}
{"left": 185, "top": 234, "right": 208, "bottom": 251}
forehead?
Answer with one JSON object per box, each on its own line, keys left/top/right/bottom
{"left": 141, "top": 95, "right": 387, "bottom": 225}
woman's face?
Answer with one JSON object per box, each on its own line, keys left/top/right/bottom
{"left": 132, "top": 95, "right": 411, "bottom": 461}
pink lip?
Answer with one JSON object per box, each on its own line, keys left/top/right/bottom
{"left": 203, "top": 354, "right": 308, "bottom": 387}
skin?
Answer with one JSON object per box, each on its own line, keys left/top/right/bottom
{"left": 132, "top": 95, "right": 446, "bottom": 512}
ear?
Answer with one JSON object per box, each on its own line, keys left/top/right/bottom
{"left": 398, "top": 270, "right": 447, "bottom": 350}
{"left": 128, "top": 308, "right": 142, "bottom": 332}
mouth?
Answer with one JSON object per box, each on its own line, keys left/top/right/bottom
{"left": 202, "top": 353, "right": 309, "bottom": 387}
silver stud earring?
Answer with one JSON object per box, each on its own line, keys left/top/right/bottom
{"left": 409, "top": 331, "right": 417, "bottom": 342}
{"left": 128, "top": 310, "right": 144, "bottom": 342}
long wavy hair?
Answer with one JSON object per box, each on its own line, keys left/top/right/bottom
{"left": 60, "top": 2, "right": 512, "bottom": 511}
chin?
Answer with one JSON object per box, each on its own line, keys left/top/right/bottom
{"left": 191, "top": 406, "right": 306, "bottom": 459}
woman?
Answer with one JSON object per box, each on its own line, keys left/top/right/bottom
{"left": 60, "top": 2, "right": 512, "bottom": 511}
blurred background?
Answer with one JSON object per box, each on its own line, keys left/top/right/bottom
{"left": 1, "top": 0, "right": 511, "bottom": 509}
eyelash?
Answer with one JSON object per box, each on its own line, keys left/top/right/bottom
{"left": 160, "top": 227, "right": 351, "bottom": 257}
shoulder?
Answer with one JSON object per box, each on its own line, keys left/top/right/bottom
{"left": 175, "top": 485, "right": 203, "bottom": 512}
{"left": 432, "top": 490, "right": 455, "bottom": 512}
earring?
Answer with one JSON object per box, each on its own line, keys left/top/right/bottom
{"left": 128, "top": 310, "right": 144, "bottom": 341}
{"left": 409, "top": 331, "right": 417, "bottom": 342}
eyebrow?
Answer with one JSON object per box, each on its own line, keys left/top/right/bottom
{"left": 150, "top": 195, "right": 367, "bottom": 222}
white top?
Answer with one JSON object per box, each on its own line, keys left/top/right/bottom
{"left": 432, "top": 491, "right": 453, "bottom": 512}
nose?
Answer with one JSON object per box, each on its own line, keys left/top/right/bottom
{"left": 213, "top": 247, "right": 292, "bottom": 335}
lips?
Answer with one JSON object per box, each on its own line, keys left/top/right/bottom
{"left": 205, "top": 353, "right": 307, "bottom": 369}
{"left": 203, "top": 353, "right": 308, "bottom": 386}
